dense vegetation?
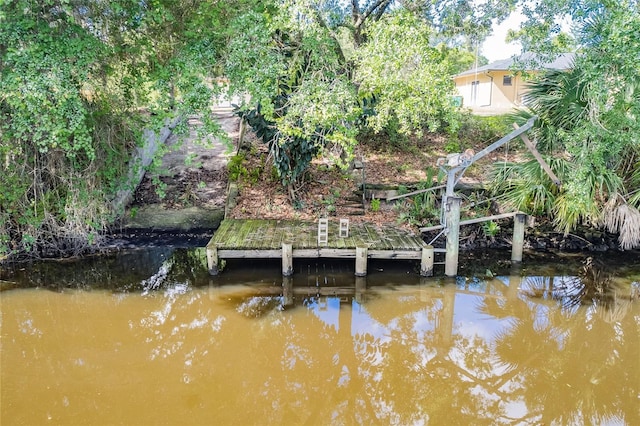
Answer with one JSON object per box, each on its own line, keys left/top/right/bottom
{"left": 490, "top": 1, "right": 640, "bottom": 249}
{"left": 1, "top": 0, "right": 639, "bottom": 260}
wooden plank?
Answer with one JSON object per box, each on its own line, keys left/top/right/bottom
{"left": 387, "top": 184, "right": 446, "bottom": 201}
{"left": 245, "top": 220, "right": 261, "bottom": 249}
{"left": 237, "top": 219, "right": 258, "bottom": 248}
{"left": 419, "top": 211, "right": 520, "bottom": 232}
{"left": 218, "top": 221, "right": 239, "bottom": 247}
{"left": 266, "top": 220, "right": 281, "bottom": 249}
{"left": 362, "top": 223, "right": 380, "bottom": 248}
{"left": 514, "top": 123, "right": 561, "bottom": 185}
{"left": 220, "top": 219, "right": 241, "bottom": 247}
{"left": 368, "top": 250, "right": 422, "bottom": 260}
{"left": 320, "top": 248, "right": 358, "bottom": 258}
{"left": 376, "top": 226, "right": 394, "bottom": 250}
{"left": 292, "top": 248, "right": 321, "bottom": 258}
{"left": 210, "top": 219, "right": 233, "bottom": 246}
{"left": 344, "top": 223, "right": 360, "bottom": 248}
{"left": 218, "top": 249, "right": 282, "bottom": 258}
{"left": 397, "top": 229, "right": 421, "bottom": 250}
{"left": 299, "top": 221, "right": 315, "bottom": 249}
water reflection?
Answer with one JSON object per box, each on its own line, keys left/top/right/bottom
{"left": 1, "top": 250, "right": 639, "bottom": 425}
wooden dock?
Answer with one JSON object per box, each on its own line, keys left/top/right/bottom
{"left": 206, "top": 219, "right": 440, "bottom": 276}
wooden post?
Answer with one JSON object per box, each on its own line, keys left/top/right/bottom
{"left": 445, "top": 196, "right": 461, "bottom": 277}
{"left": 206, "top": 244, "right": 219, "bottom": 275}
{"left": 282, "top": 275, "right": 294, "bottom": 307}
{"left": 355, "top": 276, "right": 366, "bottom": 304}
{"left": 282, "top": 242, "right": 293, "bottom": 276}
{"left": 420, "top": 245, "right": 435, "bottom": 277}
{"left": 355, "top": 245, "right": 368, "bottom": 277}
{"left": 512, "top": 213, "right": 526, "bottom": 262}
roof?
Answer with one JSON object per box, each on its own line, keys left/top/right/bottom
{"left": 455, "top": 52, "right": 576, "bottom": 77}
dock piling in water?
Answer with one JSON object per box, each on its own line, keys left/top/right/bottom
{"left": 282, "top": 242, "right": 293, "bottom": 276}
{"left": 206, "top": 244, "right": 219, "bottom": 275}
{"left": 512, "top": 213, "right": 526, "bottom": 262}
{"left": 355, "top": 245, "right": 368, "bottom": 276}
{"left": 445, "top": 197, "right": 462, "bottom": 277}
{"left": 421, "top": 245, "right": 434, "bottom": 277}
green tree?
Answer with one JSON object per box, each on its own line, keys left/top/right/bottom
{"left": 0, "top": 0, "right": 256, "bottom": 259}
{"left": 224, "top": 1, "right": 502, "bottom": 200}
{"left": 491, "top": 0, "right": 640, "bottom": 249}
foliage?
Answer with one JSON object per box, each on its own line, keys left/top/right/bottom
{"left": 492, "top": 1, "right": 640, "bottom": 247}
{"left": 481, "top": 221, "right": 500, "bottom": 237}
{"left": 228, "top": 154, "right": 248, "bottom": 181}
{"left": 0, "top": 0, "right": 255, "bottom": 259}
{"left": 457, "top": 114, "right": 512, "bottom": 147}
{"left": 490, "top": 158, "right": 570, "bottom": 216}
{"left": 353, "top": 11, "right": 462, "bottom": 135}
{"left": 370, "top": 198, "right": 381, "bottom": 212}
{"left": 396, "top": 167, "right": 444, "bottom": 226}
{"left": 224, "top": 2, "right": 503, "bottom": 199}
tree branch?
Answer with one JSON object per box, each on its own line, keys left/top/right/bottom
{"left": 363, "top": 0, "right": 393, "bottom": 24}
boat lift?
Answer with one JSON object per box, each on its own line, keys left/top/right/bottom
{"left": 429, "top": 116, "right": 560, "bottom": 276}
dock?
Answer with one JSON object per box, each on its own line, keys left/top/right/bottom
{"left": 206, "top": 219, "right": 440, "bottom": 276}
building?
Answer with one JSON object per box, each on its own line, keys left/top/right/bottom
{"left": 453, "top": 52, "right": 575, "bottom": 115}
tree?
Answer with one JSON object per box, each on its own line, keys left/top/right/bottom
{"left": 491, "top": 0, "right": 640, "bottom": 249}
{"left": 224, "top": 1, "right": 505, "bottom": 200}
{"left": 0, "top": 0, "right": 256, "bottom": 258}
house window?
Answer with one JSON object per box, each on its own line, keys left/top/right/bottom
{"left": 503, "top": 75, "right": 513, "bottom": 86}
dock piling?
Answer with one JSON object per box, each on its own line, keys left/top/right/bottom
{"left": 206, "top": 244, "right": 219, "bottom": 275}
{"left": 355, "top": 245, "right": 368, "bottom": 276}
{"left": 512, "top": 213, "right": 526, "bottom": 262}
{"left": 282, "top": 242, "right": 293, "bottom": 276}
{"left": 282, "top": 276, "right": 294, "bottom": 306}
{"left": 445, "top": 197, "right": 462, "bottom": 277}
{"left": 420, "top": 245, "right": 434, "bottom": 276}
{"left": 355, "top": 276, "right": 366, "bottom": 303}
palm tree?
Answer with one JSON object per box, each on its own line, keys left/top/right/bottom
{"left": 491, "top": 60, "right": 640, "bottom": 249}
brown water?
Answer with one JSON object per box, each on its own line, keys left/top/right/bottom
{"left": 1, "top": 249, "right": 639, "bottom": 425}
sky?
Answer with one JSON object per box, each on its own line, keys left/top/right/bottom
{"left": 481, "top": 12, "right": 525, "bottom": 62}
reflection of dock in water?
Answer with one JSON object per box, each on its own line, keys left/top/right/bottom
{"left": 206, "top": 219, "right": 443, "bottom": 276}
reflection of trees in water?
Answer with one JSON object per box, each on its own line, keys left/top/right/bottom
{"left": 1, "top": 248, "right": 214, "bottom": 292}
{"left": 479, "top": 270, "right": 640, "bottom": 425}
{"left": 521, "top": 256, "right": 638, "bottom": 321}
{"left": 132, "top": 267, "right": 638, "bottom": 424}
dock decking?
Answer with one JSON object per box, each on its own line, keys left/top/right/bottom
{"left": 206, "top": 219, "right": 439, "bottom": 276}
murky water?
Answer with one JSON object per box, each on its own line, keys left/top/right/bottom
{"left": 2, "top": 249, "right": 639, "bottom": 425}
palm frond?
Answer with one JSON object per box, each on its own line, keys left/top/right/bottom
{"left": 489, "top": 158, "right": 568, "bottom": 215}
{"left": 601, "top": 194, "right": 640, "bottom": 250}
{"left": 553, "top": 192, "right": 600, "bottom": 234}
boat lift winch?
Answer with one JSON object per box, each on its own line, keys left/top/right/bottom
{"left": 428, "top": 116, "right": 560, "bottom": 276}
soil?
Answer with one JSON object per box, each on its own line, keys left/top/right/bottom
{"left": 225, "top": 130, "right": 488, "bottom": 229}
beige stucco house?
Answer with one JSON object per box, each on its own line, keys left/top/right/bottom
{"left": 453, "top": 53, "right": 575, "bottom": 115}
